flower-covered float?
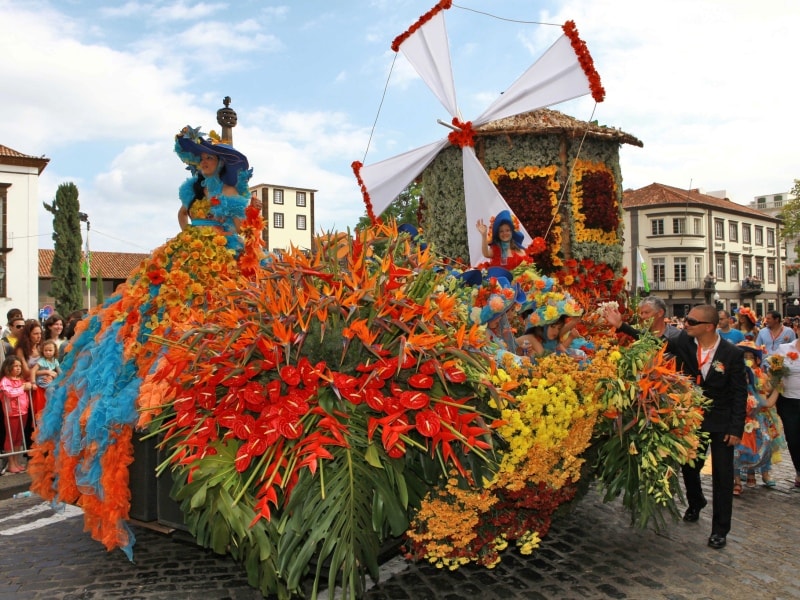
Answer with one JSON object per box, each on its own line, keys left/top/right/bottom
{"left": 30, "top": 4, "right": 709, "bottom": 600}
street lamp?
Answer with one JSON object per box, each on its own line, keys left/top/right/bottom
{"left": 794, "top": 299, "right": 799, "bottom": 307}
{"left": 78, "top": 212, "right": 90, "bottom": 311}
{"left": 713, "top": 291, "right": 721, "bottom": 309}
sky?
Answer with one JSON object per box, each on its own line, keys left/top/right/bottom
{"left": 2, "top": 0, "right": 798, "bottom": 253}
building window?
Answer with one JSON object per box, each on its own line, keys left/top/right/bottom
{"left": 730, "top": 258, "right": 739, "bottom": 283}
{"left": 767, "top": 228, "right": 775, "bottom": 247}
{"left": 693, "top": 217, "right": 702, "bottom": 235}
{"left": 742, "top": 224, "right": 751, "bottom": 244}
{"left": 652, "top": 257, "right": 666, "bottom": 284}
{"left": 273, "top": 189, "right": 284, "bottom": 205}
{"left": 714, "top": 219, "right": 724, "bottom": 240}
{"left": 296, "top": 191, "right": 306, "bottom": 207}
{"left": 274, "top": 212, "right": 284, "bottom": 228}
{"left": 767, "top": 261, "right": 776, "bottom": 284}
{"left": 651, "top": 219, "right": 664, "bottom": 236}
{"left": 775, "top": 195, "right": 783, "bottom": 202}
{"left": 715, "top": 257, "right": 725, "bottom": 281}
{"left": 694, "top": 257, "right": 703, "bottom": 282}
{"left": 296, "top": 214, "right": 307, "bottom": 230}
{"left": 755, "top": 259, "right": 764, "bottom": 281}
{"left": 728, "top": 221, "right": 738, "bottom": 242}
{"left": 757, "top": 197, "right": 766, "bottom": 207}
{"left": 754, "top": 226, "right": 763, "bottom": 246}
{"left": 674, "top": 257, "right": 687, "bottom": 282}
{"left": 742, "top": 259, "right": 752, "bottom": 278}
{"left": 672, "top": 218, "right": 685, "bottom": 235}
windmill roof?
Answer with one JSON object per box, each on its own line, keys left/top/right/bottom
{"left": 475, "top": 108, "right": 643, "bottom": 147}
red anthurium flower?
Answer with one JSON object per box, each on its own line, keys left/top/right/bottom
{"left": 408, "top": 373, "right": 434, "bottom": 389}
{"left": 386, "top": 440, "right": 406, "bottom": 458}
{"left": 419, "top": 360, "right": 439, "bottom": 375}
{"left": 235, "top": 444, "right": 254, "bottom": 473}
{"left": 444, "top": 366, "right": 466, "bottom": 383}
{"left": 280, "top": 365, "right": 301, "bottom": 387}
{"left": 232, "top": 415, "right": 256, "bottom": 440}
{"left": 364, "top": 389, "right": 386, "bottom": 411}
{"left": 399, "top": 390, "right": 430, "bottom": 410}
{"left": 415, "top": 410, "right": 441, "bottom": 437}
{"left": 332, "top": 372, "right": 359, "bottom": 390}
{"left": 278, "top": 416, "right": 304, "bottom": 439}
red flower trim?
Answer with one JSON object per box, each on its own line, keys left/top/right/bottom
{"left": 352, "top": 161, "right": 381, "bottom": 224}
{"left": 447, "top": 118, "right": 475, "bottom": 148}
{"left": 391, "top": 0, "right": 453, "bottom": 52}
{"left": 562, "top": 20, "right": 605, "bottom": 103}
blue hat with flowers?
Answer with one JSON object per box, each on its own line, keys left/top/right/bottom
{"left": 490, "top": 209, "right": 524, "bottom": 248}
{"left": 175, "top": 125, "right": 250, "bottom": 187}
{"left": 470, "top": 271, "right": 526, "bottom": 325}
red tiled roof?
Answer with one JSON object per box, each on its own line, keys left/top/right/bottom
{"left": 39, "top": 249, "right": 148, "bottom": 279}
{"left": 0, "top": 143, "right": 49, "bottom": 174}
{"left": 622, "top": 183, "right": 781, "bottom": 222}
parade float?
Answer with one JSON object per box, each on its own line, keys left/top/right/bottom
{"left": 31, "top": 3, "right": 708, "bottom": 600}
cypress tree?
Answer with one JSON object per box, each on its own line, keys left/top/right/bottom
{"left": 95, "top": 271, "right": 105, "bottom": 305}
{"left": 43, "top": 183, "right": 84, "bottom": 315}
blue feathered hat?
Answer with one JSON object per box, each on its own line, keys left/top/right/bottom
{"left": 175, "top": 126, "right": 249, "bottom": 187}
{"left": 491, "top": 209, "right": 524, "bottom": 248}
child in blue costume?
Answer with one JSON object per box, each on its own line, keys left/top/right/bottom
{"left": 30, "top": 126, "right": 263, "bottom": 559}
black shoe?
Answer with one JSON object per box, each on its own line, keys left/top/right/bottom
{"left": 683, "top": 499, "right": 707, "bottom": 522}
{"left": 708, "top": 534, "right": 727, "bottom": 549}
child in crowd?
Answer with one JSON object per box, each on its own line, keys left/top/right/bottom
{"left": 30, "top": 339, "right": 61, "bottom": 417}
{"left": 0, "top": 356, "right": 32, "bottom": 473}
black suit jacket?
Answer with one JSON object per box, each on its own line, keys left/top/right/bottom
{"left": 667, "top": 331, "right": 747, "bottom": 436}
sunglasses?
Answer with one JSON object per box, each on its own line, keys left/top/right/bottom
{"left": 684, "top": 317, "right": 712, "bottom": 326}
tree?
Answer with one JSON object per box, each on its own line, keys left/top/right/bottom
{"left": 44, "top": 183, "right": 84, "bottom": 315}
{"left": 778, "top": 179, "right": 800, "bottom": 253}
{"left": 95, "top": 271, "right": 105, "bottom": 306}
{"left": 356, "top": 181, "right": 422, "bottom": 231}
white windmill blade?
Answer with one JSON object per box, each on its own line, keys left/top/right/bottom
{"left": 355, "top": 139, "right": 447, "bottom": 216}
{"left": 474, "top": 34, "right": 592, "bottom": 127}
{"left": 462, "top": 148, "right": 532, "bottom": 266}
{"left": 396, "top": 10, "right": 459, "bottom": 118}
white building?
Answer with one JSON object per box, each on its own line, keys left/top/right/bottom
{"left": 749, "top": 190, "right": 799, "bottom": 313}
{"left": 0, "top": 143, "right": 49, "bottom": 319}
{"left": 623, "top": 183, "right": 784, "bottom": 318}
{"left": 250, "top": 183, "right": 316, "bottom": 254}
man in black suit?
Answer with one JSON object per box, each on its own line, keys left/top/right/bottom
{"left": 666, "top": 304, "right": 747, "bottom": 549}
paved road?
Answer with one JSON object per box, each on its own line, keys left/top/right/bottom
{"left": 0, "top": 460, "right": 798, "bottom": 600}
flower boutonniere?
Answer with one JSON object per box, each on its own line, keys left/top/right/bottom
{"left": 712, "top": 360, "right": 725, "bottom": 374}
{"left": 788, "top": 351, "right": 799, "bottom": 361}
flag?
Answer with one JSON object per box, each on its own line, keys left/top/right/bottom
{"left": 637, "top": 248, "right": 650, "bottom": 293}
{"left": 81, "top": 251, "right": 91, "bottom": 290}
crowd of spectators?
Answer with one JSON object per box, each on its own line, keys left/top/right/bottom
{"left": 0, "top": 307, "right": 84, "bottom": 475}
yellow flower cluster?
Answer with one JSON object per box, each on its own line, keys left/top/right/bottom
{"left": 487, "top": 165, "right": 560, "bottom": 187}
{"left": 516, "top": 530, "right": 542, "bottom": 555}
{"left": 406, "top": 475, "right": 499, "bottom": 569}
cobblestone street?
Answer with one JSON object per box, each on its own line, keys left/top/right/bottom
{"left": 1, "top": 460, "right": 797, "bottom": 600}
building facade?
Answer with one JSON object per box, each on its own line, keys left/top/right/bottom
{"left": 749, "top": 190, "right": 799, "bottom": 315}
{"left": 623, "top": 183, "right": 784, "bottom": 318}
{"left": 0, "top": 143, "right": 49, "bottom": 319}
{"left": 251, "top": 183, "right": 316, "bottom": 254}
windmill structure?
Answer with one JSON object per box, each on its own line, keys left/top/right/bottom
{"left": 353, "top": 0, "right": 606, "bottom": 267}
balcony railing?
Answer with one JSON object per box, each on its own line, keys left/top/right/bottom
{"left": 642, "top": 278, "right": 764, "bottom": 295}
{"left": 645, "top": 277, "right": 706, "bottom": 291}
